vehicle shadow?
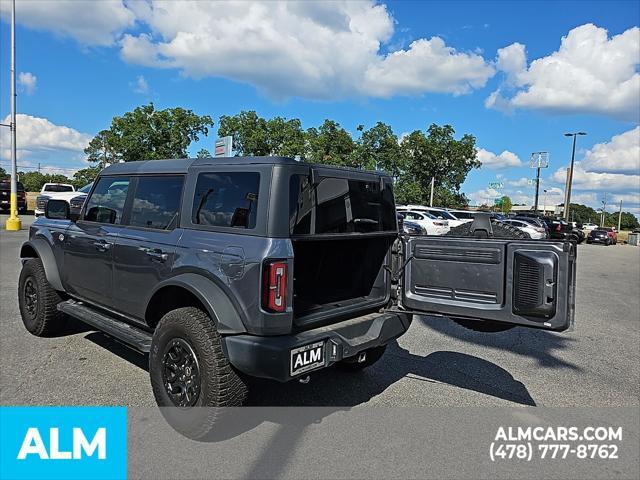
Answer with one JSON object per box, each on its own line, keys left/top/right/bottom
{"left": 246, "top": 341, "right": 536, "bottom": 408}
{"left": 84, "top": 332, "right": 150, "bottom": 371}
{"left": 416, "top": 315, "right": 581, "bottom": 371}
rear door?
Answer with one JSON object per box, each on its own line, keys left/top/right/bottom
{"left": 400, "top": 236, "right": 576, "bottom": 331}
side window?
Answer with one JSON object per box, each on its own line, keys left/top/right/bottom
{"left": 192, "top": 172, "right": 260, "bottom": 229}
{"left": 83, "top": 176, "right": 130, "bottom": 224}
{"left": 129, "top": 176, "right": 184, "bottom": 230}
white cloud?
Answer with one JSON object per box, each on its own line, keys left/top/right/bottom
{"left": 18, "top": 72, "right": 37, "bottom": 95}
{"left": 507, "top": 177, "right": 533, "bottom": 187}
{"left": 0, "top": 0, "right": 135, "bottom": 46}
{"left": 495, "top": 42, "right": 526, "bottom": 84}
{"left": 118, "top": 1, "right": 494, "bottom": 99}
{"left": 0, "top": 114, "right": 91, "bottom": 161}
{"left": 610, "top": 192, "right": 640, "bottom": 205}
{"left": 476, "top": 148, "right": 522, "bottom": 169}
{"left": 467, "top": 187, "right": 502, "bottom": 205}
{"left": 131, "top": 75, "right": 149, "bottom": 94}
{"left": 487, "top": 24, "right": 640, "bottom": 120}
{"left": 581, "top": 127, "right": 640, "bottom": 174}
{"left": 552, "top": 163, "right": 640, "bottom": 191}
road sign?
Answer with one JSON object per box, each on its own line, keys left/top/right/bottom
{"left": 488, "top": 182, "right": 504, "bottom": 189}
{"left": 214, "top": 136, "right": 233, "bottom": 157}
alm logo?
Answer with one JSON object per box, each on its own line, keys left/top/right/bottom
{"left": 17, "top": 427, "right": 106, "bottom": 460}
{"left": 1, "top": 407, "right": 127, "bottom": 480}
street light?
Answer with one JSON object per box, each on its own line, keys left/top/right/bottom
{"left": 563, "top": 131, "right": 586, "bottom": 221}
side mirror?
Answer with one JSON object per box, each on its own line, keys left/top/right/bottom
{"left": 45, "top": 199, "right": 71, "bottom": 220}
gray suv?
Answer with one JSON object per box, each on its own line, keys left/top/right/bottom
{"left": 18, "top": 157, "right": 576, "bottom": 437}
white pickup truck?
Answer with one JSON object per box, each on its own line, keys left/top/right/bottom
{"left": 35, "top": 183, "right": 77, "bottom": 216}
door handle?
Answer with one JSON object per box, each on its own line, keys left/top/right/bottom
{"left": 139, "top": 247, "right": 168, "bottom": 262}
{"left": 93, "top": 240, "right": 112, "bottom": 252}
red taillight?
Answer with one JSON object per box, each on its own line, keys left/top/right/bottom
{"left": 262, "top": 261, "right": 287, "bottom": 313}
{"left": 555, "top": 224, "right": 561, "bottom": 231}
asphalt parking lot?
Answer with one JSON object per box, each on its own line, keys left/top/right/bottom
{"left": 1, "top": 215, "right": 638, "bottom": 408}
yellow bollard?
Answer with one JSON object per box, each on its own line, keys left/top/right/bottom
{"left": 5, "top": 192, "right": 22, "bottom": 230}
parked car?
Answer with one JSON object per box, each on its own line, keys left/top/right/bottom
{"left": 513, "top": 216, "right": 550, "bottom": 238}
{"left": 445, "top": 209, "right": 475, "bottom": 223}
{"left": 542, "top": 217, "right": 584, "bottom": 243}
{"left": 68, "top": 182, "right": 93, "bottom": 216}
{"left": 397, "top": 205, "right": 466, "bottom": 228}
{"left": 587, "top": 228, "right": 615, "bottom": 245}
{"left": 0, "top": 179, "right": 27, "bottom": 213}
{"left": 400, "top": 210, "right": 450, "bottom": 235}
{"left": 582, "top": 222, "right": 598, "bottom": 231}
{"left": 35, "top": 182, "right": 77, "bottom": 216}
{"left": 500, "top": 219, "right": 545, "bottom": 239}
{"left": 18, "top": 156, "right": 577, "bottom": 439}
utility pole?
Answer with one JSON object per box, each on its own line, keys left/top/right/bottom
{"left": 429, "top": 177, "right": 434, "bottom": 207}
{"left": 563, "top": 168, "right": 570, "bottom": 219}
{"left": 530, "top": 152, "right": 549, "bottom": 214}
{"left": 5, "top": 0, "right": 21, "bottom": 231}
{"left": 600, "top": 192, "right": 607, "bottom": 227}
{"left": 543, "top": 189, "right": 548, "bottom": 215}
{"left": 617, "top": 200, "right": 623, "bottom": 232}
{"left": 563, "top": 131, "right": 586, "bottom": 221}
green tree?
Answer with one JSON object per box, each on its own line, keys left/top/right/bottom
{"left": 399, "top": 124, "right": 479, "bottom": 207}
{"left": 85, "top": 103, "right": 214, "bottom": 165}
{"left": 218, "top": 111, "right": 306, "bottom": 158}
{"left": 499, "top": 195, "right": 513, "bottom": 213}
{"left": 0, "top": 166, "right": 8, "bottom": 180}
{"left": 354, "top": 122, "right": 402, "bottom": 175}
{"left": 305, "top": 119, "right": 355, "bottom": 166}
{"left": 17, "top": 171, "right": 72, "bottom": 191}
{"left": 72, "top": 166, "right": 101, "bottom": 188}
{"left": 196, "top": 148, "right": 211, "bottom": 158}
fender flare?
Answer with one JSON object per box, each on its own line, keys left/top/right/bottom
{"left": 149, "top": 273, "right": 247, "bottom": 335}
{"left": 20, "top": 239, "right": 64, "bottom": 291}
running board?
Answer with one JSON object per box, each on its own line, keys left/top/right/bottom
{"left": 57, "top": 300, "right": 152, "bottom": 352}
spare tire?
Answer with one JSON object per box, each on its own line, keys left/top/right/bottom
{"left": 446, "top": 218, "right": 531, "bottom": 239}
{"left": 445, "top": 218, "right": 525, "bottom": 333}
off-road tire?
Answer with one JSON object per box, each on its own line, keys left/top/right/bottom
{"left": 446, "top": 219, "right": 530, "bottom": 239}
{"left": 18, "top": 258, "right": 65, "bottom": 336}
{"left": 149, "top": 307, "right": 247, "bottom": 439}
{"left": 337, "top": 345, "right": 387, "bottom": 372}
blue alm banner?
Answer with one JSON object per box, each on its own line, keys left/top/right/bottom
{"left": 0, "top": 407, "right": 127, "bottom": 480}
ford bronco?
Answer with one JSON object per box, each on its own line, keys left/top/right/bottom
{"left": 18, "top": 157, "right": 576, "bottom": 437}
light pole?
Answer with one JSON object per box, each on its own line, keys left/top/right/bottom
{"left": 563, "top": 131, "right": 586, "bottom": 221}
{"left": 4, "top": 0, "right": 21, "bottom": 230}
{"left": 543, "top": 189, "right": 548, "bottom": 215}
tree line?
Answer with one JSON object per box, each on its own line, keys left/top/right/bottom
{"left": 81, "top": 103, "right": 479, "bottom": 207}
{"left": 2, "top": 102, "right": 637, "bottom": 228}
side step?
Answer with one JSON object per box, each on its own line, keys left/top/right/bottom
{"left": 58, "top": 300, "right": 152, "bottom": 352}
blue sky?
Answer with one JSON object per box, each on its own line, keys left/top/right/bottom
{"left": 1, "top": 0, "right": 638, "bottom": 214}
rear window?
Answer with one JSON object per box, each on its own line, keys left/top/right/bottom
{"left": 290, "top": 174, "right": 396, "bottom": 235}
{"left": 1, "top": 181, "right": 24, "bottom": 191}
{"left": 192, "top": 172, "right": 260, "bottom": 229}
{"left": 43, "top": 184, "right": 74, "bottom": 192}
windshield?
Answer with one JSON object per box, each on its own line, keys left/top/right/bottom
{"left": 43, "top": 184, "right": 73, "bottom": 192}
{"left": 78, "top": 183, "right": 93, "bottom": 193}
{"left": 290, "top": 174, "right": 396, "bottom": 234}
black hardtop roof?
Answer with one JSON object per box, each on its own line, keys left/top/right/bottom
{"left": 99, "top": 156, "right": 391, "bottom": 178}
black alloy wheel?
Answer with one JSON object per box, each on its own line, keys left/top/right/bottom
{"left": 161, "top": 338, "right": 201, "bottom": 408}
{"left": 23, "top": 276, "right": 39, "bottom": 320}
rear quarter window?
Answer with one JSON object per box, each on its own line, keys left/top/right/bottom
{"left": 191, "top": 172, "right": 260, "bottom": 229}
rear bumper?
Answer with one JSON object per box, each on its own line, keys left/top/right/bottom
{"left": 222, "top": 311, "right": 412, "bottom": 382}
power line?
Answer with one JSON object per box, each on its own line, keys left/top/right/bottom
{"left": 0, "top": 161, "right": 82, "bottom": 173}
